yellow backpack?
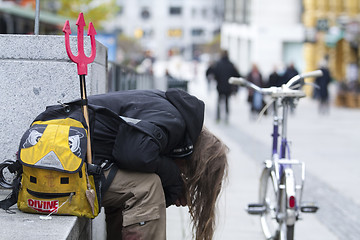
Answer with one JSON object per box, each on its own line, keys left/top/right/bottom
{"left": 17, "top": 117, "right": 99, "bottom": 218}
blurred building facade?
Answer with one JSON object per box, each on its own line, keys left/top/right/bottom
{"left": 105, "top": 0, "right": 224, "bottom": 60}
{"left": 0, "top": 0, "right": 67, "bottom": 34}
{"left": 221, "top": 0, "right": 304, "bottom": 77}
{"left": 303, "top": 0, "right": 360, "bottom": 107}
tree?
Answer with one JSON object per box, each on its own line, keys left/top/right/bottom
{"left": 117, "top": 34, "right": 145, "bottom": 67}
{"left": 203, "top": 34, "right": 221, "bottom": 56}
{"left": 55, "top": 0, "right": 118, "bottom": 29}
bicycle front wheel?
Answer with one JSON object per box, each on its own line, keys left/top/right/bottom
{"left": 259, "top": 168, "right": 279, "bottom": 239}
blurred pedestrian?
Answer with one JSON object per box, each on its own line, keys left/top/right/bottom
{"left": 247, "top": 63, "right": 264, "bottom": 116}
{"left": 205, "top": 61, "right": 216, "bottom": 91}
{"left": 268, "top": 66, "right": 282, "bottom": 87}
{"left": 166, "top": 68, "right": 175, "bottom": 87}
{"left": 211, "top": 50, "right": 240, "bottom": 123}
{"left": 315, "top": 60, "right": 332, "bottom": 114}
{"left": 346, "top": 62, "right": 359, "bottom": 90}
{"left": 282, "top": 62, "right": 299, "bottom": 84}
{"left": 137, "top": 50, "right": 154, "bottom": 75}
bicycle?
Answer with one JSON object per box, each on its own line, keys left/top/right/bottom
{"left": 229, "top": 70, "right": 322, "bottom": 240}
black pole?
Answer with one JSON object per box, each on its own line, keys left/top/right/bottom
{"left": 80, "top": 75, "right": 87, "bottom": 101}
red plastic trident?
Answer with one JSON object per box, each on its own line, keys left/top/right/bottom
{"left": 63, "top": 13, "right": 97, "bottom": 215}
{"left": 62, "top": 13, "right": 96, "bottom": 166}
{"left": 63, "top": 12, "right": 97, "bottom": 75}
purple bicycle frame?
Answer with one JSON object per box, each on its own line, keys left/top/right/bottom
{"left": 271, "top": 100, "right": 291, "bottom": 176}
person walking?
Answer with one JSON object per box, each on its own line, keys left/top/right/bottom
{"left": 246, "top": 63, "right": 264, "bottom": 116}
{"left": 205, "top": 61, "right": 216, "bottom": 92}
{"left": 282, "top": 62, "right": 299, "bottom": 83}
{"left": 209, "top": 50, "right": 240, "bottom": 123}
{"left": 315, "top": 61, "right": 332, "bottom": 114}
{"left": 268, "top": 66, "right": 282, "bottom": 87}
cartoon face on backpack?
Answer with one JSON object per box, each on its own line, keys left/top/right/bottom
{"left": 22, "top": 125, "right": 46, "bottom": 148}
{"left": 19, "top": 123, "right": 87, "bottom": 171}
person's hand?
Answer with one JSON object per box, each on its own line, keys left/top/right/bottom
{"left": 173, "top": 158, "right": 188, "bottom": 207}
{"left": 174, "top": 194, "right": 187, "bottom": 207}
{"left": 173, "top": 158, "right": 186, "bottom": 172}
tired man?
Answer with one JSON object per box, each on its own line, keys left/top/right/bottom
{"left": 88, "top": 89, "right": 228, "bottom": 240}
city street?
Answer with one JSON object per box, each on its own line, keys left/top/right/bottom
{"left": 165, "top": 61, "right": 360, "bottom": 239}
{"left": 1, "top": 1, "right": 359, "bottom": 240}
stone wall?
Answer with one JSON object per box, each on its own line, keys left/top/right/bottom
{"left": 0, "top": 34, "right": 107, "bottom": 161}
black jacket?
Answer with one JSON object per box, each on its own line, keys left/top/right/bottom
{"left": 212, "top": 56, "right": 240, "bottom": 94}
{"left": 314, "top": 67, "right": 331, "bottom": 100}
{"left": 28, "top": 89, "right": 204, "bottom": 206}
{"left": 88, "top": 89, "right": 205, "bottom": 206}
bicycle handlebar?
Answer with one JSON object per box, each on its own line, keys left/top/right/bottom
{"left": 285, "top": 70, "right": 323, "bottom": 89}
{"left": 300, "top": 69, "right": 323, "bottom": 79}
{"left": 229, "top": 77, "right": 262, "bottom": 91}
{"left": 229, "top": 70, "right": 323, "bottom": 99}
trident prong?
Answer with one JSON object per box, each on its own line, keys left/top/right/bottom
{"left": 63, "top": 12, "right": 97, "bottom": 76}
{"left": 63, "top": 12, "right": 97, "bottom": 166}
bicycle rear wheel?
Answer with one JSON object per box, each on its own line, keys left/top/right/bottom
{"left": 280, "top": 169, "right": 296, "bottom": 240}
{"left": 287, "top": 225, "right": 294, "bottom": 240}
{"left": 278, "top": 222, "right": 294, "bottom": 240}
{"left": 277, "top": 168, "right": 296, "bottom": 240}
{"left": 259, "top": 168, "right": 279, "bottom": 239}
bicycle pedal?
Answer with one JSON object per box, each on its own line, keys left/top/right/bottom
{"left": 247, "top": 203, "right": 266, "bottom": 215}
{"left": 300, "top": 202, "right": 319, "bottom": 213}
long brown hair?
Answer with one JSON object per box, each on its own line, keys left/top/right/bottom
{"left": 183, "top": 127, "right": 228, "bottom": 240}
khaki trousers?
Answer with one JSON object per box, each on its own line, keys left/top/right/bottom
{"left": 102, "top": 168, "right": 166, "bottom": 240}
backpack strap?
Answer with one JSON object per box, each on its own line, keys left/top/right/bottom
{"left": 101, "top": 164, "right": 118, "bottom": 194}
{"left": 0, "top": 160, "right": 22, "bottom": 211}
{"left": 0, "top": 190, "right": 17, "bottom": 211}
{"left": 0, "top": 177, "right": 20, "bottom": 211}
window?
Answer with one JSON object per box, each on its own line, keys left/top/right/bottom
{"left": 192, "top": 8, "right": 197, "bottom": 17}
{"left": 169, "top": 7, "right": 182, "bottom": 16}
{"left": 213, "top": 28, "right": 220, "bottom": 36}
{"left": 168, "top": 28, "right": 183, "bottom": 38}
{"left": 213, "top": 6, "right": 221, "bottom": 18}
{"left": 134, "top": 28, "right": 153, "bottom": 39}
{"left": 143, "top": 29, "right": 154, "bottom": 38}
{"left": 202, "top": 8, "right": 207, "bottom": 18}
{"left": 134, "top": 28, "right": 144, "bottom": 39}
{"left": 191, "top": 28, "right": 204, "bottom": 37}
{"left": 235, "top": 0, "right": 251, "bottom": 24}
{"left": 235, "top": 0, "right": 243, "bottom": 23}
{"left": 141, "top": 8, "right": 151, "bottom": 19}
{"left": 118, "top": 6, "right": 124, "bottom": 15}
{"left": 244, "top": 0, "right": 251, "bottom": 24}
{"left": 224, "top": 0, "right": 235, "bottom": 22}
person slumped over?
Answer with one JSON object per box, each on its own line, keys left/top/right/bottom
{"left": 88, "top": 89, "right": 228, "bottom": 240}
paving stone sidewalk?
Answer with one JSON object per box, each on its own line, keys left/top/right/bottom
{"left": 166, "top": 62, "right": 347, "bottom": 239}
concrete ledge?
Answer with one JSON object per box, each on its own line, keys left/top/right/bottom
{"left": 0, "top": 189, "right": 91, "bottom": 240}
{"left": 0, "top": 35, "right": 107, "bottom": 64}
{"left": 0, "top": 34, "right": 108, "bottom": 240}
{"left": 0, "top": 34, "right": 107, "bottom": 162}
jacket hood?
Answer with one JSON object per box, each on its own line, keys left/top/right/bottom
{"left": 165, "top": 89, "right": 204, "bottom": 144}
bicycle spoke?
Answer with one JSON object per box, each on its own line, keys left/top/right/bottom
{"left": 260, "top": 171, "right": 279, "bottom": 239}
